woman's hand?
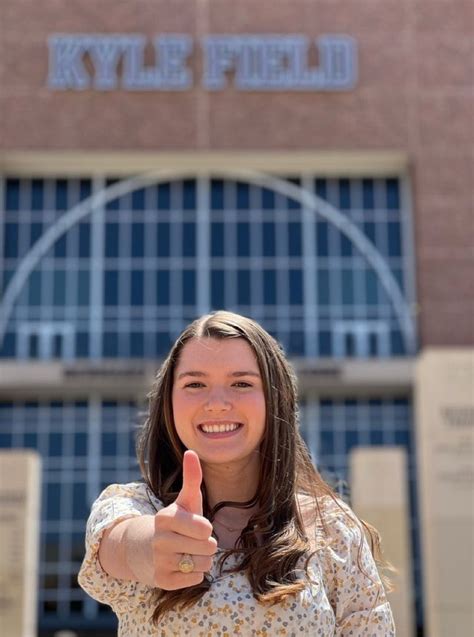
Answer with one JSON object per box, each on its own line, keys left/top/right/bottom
{"left": 152, "top": 450, "right": 217, "bottom": 590}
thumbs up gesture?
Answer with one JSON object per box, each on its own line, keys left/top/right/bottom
{"left": 153, "top": 451, "right": 217, "bottom": 590}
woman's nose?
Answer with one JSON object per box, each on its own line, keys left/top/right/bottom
{"left": 204, "top": 389, "right": 231, "bottom": 411}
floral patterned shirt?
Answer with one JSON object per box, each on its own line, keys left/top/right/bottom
{"left": 78, "top": 483, "right": 395, "bottom": 636}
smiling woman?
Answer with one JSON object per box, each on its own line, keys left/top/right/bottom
{"left": 78, "top": 310, "right": 395, "bottom": 636}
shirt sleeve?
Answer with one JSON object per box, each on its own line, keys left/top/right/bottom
{"left": 77, "top": 482, "right": 162, "bottom": 614}
{"left": 317, "top": 497, "right": 396, "bottom": 636}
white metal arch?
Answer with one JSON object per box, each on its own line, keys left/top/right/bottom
{"left": 0, "top": 169, "right": 416, "bottom": 353}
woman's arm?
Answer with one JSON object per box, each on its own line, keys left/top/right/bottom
{"left": 98, "top": 515, "right": 157, "bottom": 586}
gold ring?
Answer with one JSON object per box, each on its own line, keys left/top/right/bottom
{"left": 178, "top": 553, "right": 195, "bottom": 574}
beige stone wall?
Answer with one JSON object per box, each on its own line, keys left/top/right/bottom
{"left": 1, "top": 0, "right": 473, "bottom": 346}
{"left": 415, "top": 349, "right": 474, "bottom": 636}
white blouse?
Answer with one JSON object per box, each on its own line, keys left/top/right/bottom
{"left": 78, "top": 482, "right": 395, "bottom": 636}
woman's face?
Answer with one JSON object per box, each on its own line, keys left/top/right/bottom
{"left": 172, "top": 337, "right": 266, "bottom": 468}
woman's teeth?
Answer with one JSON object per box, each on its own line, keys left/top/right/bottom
{"left": 200, "top": 423, "right": 240, "bottom": 433}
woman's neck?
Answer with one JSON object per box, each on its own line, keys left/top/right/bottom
{"left": 202, "top": 456, "right": 259, "bottom": 511}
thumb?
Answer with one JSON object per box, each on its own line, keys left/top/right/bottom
{"left": 175, "top": 450, "right": 203, "bottom": 515}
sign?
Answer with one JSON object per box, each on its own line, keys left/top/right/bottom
{"left": 0, "top": 451, "right": 41, "bottom": 637}
{"left": 415, "top": 349, "right": 474, "bottom": 636}
{"left": 47, "top": 33, "right": 357, "bottom": 91}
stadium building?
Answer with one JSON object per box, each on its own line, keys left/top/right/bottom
{"left": 0, "top": 2, "right": 472, "bottom": 635}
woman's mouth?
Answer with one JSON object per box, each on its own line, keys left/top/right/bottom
{"left": 197, "top": 422, "right": 243, "bottom": 438}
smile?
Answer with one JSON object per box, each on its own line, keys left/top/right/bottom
{"left": 198, "top": 422, "right": 243, "bottom": 436}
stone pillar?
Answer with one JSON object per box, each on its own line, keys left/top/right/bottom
{"left": 415, "top": 349, "right": 474, "bottom": 637}
{"left": 0, "top": 450, "right": 42, "bottom": 637}
{"left": 350, "top": 446, "right": 415, "bottom": 637}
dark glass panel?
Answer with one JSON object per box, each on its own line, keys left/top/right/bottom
{"left": 183, "top": 222, "right": 196, "bottom": 257}
{"left": 211, "top": 270, "right": 225, "bottom": 308}
{"left": 131, "top": 223, "right": 144, "bottom": 257}
{"left": 156, "top": 270, "right": 170, "bottom": 305}
{"left": 131, "top": 270, "right": 144, "bottom": 306}
{"left": 182, "top": 270, "right": 196, "bottom": 305}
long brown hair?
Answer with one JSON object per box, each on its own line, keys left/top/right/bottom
{"left": 136, "top": 311, "right": 390, "bottom": 623}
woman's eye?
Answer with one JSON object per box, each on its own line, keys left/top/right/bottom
{"left": 233, "top": 381, "right": 252, "bottom": 388}
{"left": 184, "top": 382, "right": 205, "bottom": 389}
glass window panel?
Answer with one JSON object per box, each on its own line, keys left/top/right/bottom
{"left": 102, "top": 432, "right": 117, "bottom": 456}
{"left": 182, "top": 270, "right": 196, "bottom": 305}
{"left": 49, "top": 433, "right": 63, "bottom": 456}
{"left": 211, "top": 180, "right": 224, "bottom": 210}
{"left": 388, "top": 221, "right": 402, "bottom": 256}
{"left": 53, "top": 271, "right": 66, "bottom": 305}
{"left": 341, "top": 234, "right": 353, "bottom": 256}
{"left": 391, "top": 329, "right": 404, "bottom": 355}
{"left": 131, "top": 270, "right": 144, "bottom": 306}
{"left": 74, "top": 432, "right": 87, "bottom": 456}
{"left": 78, "top": 223, "right": 90, "bottom": 257}
{"left": 339, "top": 179, "right": 351, "bottom": 209}
{"left": 319, "top": 330, "right": 331, "bottom": 356}
{"left": 286, "top": 177, "right": 301, "bottom": 209}
{"left": 318, "top": 270, "right": 330, "bottom": 305}
{"left": 369, "top": 332, "right": 378, "bottom": 356}
{"left": 130, "top": 332, "right": 144, "bottom": 357}
{"left": 79, "top": 179, "right": 92, "bottom": 200}
{"left": 0, "top": 433, "right": 12, "bottom": 447}
{"left": 363, "top": 221, "right": 376, "bottom": 245}
{"left": 211, "top": 223, "right": 225, "bottom": 257}
{"left": 105, "top": 223, "right": 119, "bottom": 258}
{"left": 386, "top": 179, "right": 400, "bottom": 210}
{"left": 0, "top": 333, "right": 15, "bottom": 357}
{"left": 157, "top": 183, "right": 171, "bottom": 210}
{"left": 103, "top": 332, "right": 118, "bottom": 357}
{"left": 289, "top": 269, "right": 303, "bottom": 304}
{"left": 54, "top": 235, "right": 67, "bottom": 258}
{"left": 236, "top": 182, "right": 250, "bottom": 210}
{"left": 211, "top": 270, "right": 225, "bottom": 308}
{"left": 132, "top": 188, "right": 145, "bottom": 210}
{"left": 47, "top": 483, "right": 61, "bottom": 520}
{"left": 75, "top": 333, "right": 89, "bottom": 357}
{"left": 366, "top": 270, "right": 378, "bottom": 305}
{"left": 262, "top": 223, "right": 275, "bottom": 256}
{"left": 237, "top": 223, "right": 250, "bottom": 257}
{"left": 24, "top": 433, "right": 37, "bottom": 449}
{"left": 183, "top": 222, "right": 196, "bottom": 257}
{"left": 288, "top": 222, "right": 302, "bottom": 256}
{"left": 104, "top": 271, "right": 118, "bottom": 306}
{"left": 183, "top": 179, "right": 196, "bottom": 210}
{"left": 131, "top": 223, "right": 144, "bottom": 257}
{"left": 289, "top": 330, "right": 305, "bottom": 355}
{"left": 72, "top": 483, "right": 89, "bottom": 522}
{"left": 157, "top": 222, "right": 170, "bottom": 257}
{"left": 237, "top": 270, "right": 251, "bottom": 305}
{"left": 77, "top": 271, "right": 89, "bottom": 306}
{"left": 315, "top": 178, "right": 327, "bottom": 201}
{"left": 53, "top": 333, "right": 62, "bottom": 358}
{"left": 28, "top": 271, "right": 42, "bottom": 306}
{"left": 320, "top": 430, "right": 334, "bottom": 455}
{"left": 55, "top": 179, "right": 68, "bottom": 210}
{"left": 5, "top": 179, "right": 20, "bottom": 211}
{"left": 30, "top": 222, "right": 42, "bottom": 247}
{"left": 261, "top": 188, "right": 275, "bottom": 209}
{"left": 263, "top": 270, "right": 276, "bottom": 305}
{"left": 316, "top": 222, "right": 328, "bottom": 256}
{"left": 31, "top": 179, "right": 44, "bottom": 210}
{"left": 342, "top": 270, "right": 354, "bottom": 305}
{"left": 5, "top": 223, "right": 19, "bottom": 258}
{"left": 362, "top": 179, "right": 375, "bottom": 209}
{"left": 105, "top": 178, "right": 120, "bottom": 210}
{"left": 156, "top": 332, "right": 172, "bottom": 355}
{"left": 156, "top": 270, "right": 170, "bottom": 305}
{"left": 344, "top": 333, "right": 355, "bottom": 356}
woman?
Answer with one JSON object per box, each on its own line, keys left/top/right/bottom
{"left": 78, "top": 311, "right": 395, "bottom": 635}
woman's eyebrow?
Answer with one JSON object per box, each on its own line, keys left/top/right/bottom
{"left": 177, "top": 370, "right": 260, "bottom": 380}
